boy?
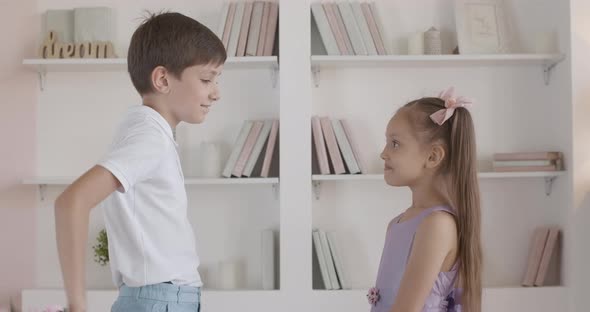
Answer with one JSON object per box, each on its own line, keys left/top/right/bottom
{"left": 54, "top": 12, "right": 226, "bottom": 312}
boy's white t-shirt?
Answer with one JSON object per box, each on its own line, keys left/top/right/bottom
{"left": 98, "top": 105, "right": 202, "bottom": 288}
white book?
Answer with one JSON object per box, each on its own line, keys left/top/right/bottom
{"left": 246, "top": 2, "right": 265, "bottom": 56}
{"left": 74, "top": 7, "right": 115, "bottom": 43}
{"left": 327, "top": 232, "right": 349, "bottom": 289}
{"left": 493, "top": 160, "right": 554, "bottom": 167}
{"left": 44, "top": 9, "right": 74, "bottom": 44}
{"left": 222, "top": 120, "right": 254, "bottom": 178}
{"left": 311, "top": 3, "right": 340, "bottom": 55}
{"left": 319, "top": 230, "right": 341, "bottom": 289}
{"left": 216, "top": 2, "right": 230, "bottom": 39}
{"left": 331, "top": 119, "right": 360, "bottom": 174}
{"left": 337, "top": 2, "right": 367, "bottom": 55}
{"left": 351, "top": 2, "right": 377, "bottom": 55}
{"left": 313, "top": 231, "right": 334, "bottom": 289}
{"left": 369, "top": 2, "right": 392, "bottom": 55}
{"left": 243, "top": 120, "right": 273, "bottom": 177}
{"left": 261, "top": 229, "right": 275, "bottom": 290}
{"left": 227, "top": 2, "right": 245, "bottom": 57}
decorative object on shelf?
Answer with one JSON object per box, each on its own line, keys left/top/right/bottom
{"left": 92, "top": 229, "right": 109, "bottom": 266}
{"left": 198, "top": 141, "right": 223, "bottom": 178}
{"left": 43, "top": 10, "right": 74, "bottom": 44}
{"left": 424, "top": 27, "right": 442, "bottom": 55}
{"left": 454, "top": 0, "right": 512, "bottom": 54}
{"left": 73, "top": 7, "right": 115, "bottom": 43}
{"left": 407, "top": 31, "right": 424, "bottom": 55}
{"left": 492, "top": 151, "right": 564, "bottom": 172}
{"left": 533, "top": 31, "right": 559, "bottom": 54}
{"left": 39, "top": 7, "right": 117, "bottom": 59}
{"left": 217, "top": 260, "right": 240, "bottom": 289}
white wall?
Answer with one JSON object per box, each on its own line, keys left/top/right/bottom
{"left": 570, "top": 0, "right": 590, "bottom": 311}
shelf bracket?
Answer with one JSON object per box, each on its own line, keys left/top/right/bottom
{"left": 272, "top": 184, "right": 279, "bottom": 200}
{"left": 543, "top": 58, "right": 563, "bottom": 86}
{"left": 38, "top": 184, "right": 47, "bottom": 201}
{"left": 38, "top": 70, "right": 47, "bottom": 91}
{"left": 544, "top": 176, "right": 556, "bottom": 196}
{"left": 271, "top": 64, "right": 279, "bottom": 88}
{"left": 312, "top": 181, "right": 322, "bottom": 200}
{"left": 311, "top": 65, "right": 321, "bottom": 88}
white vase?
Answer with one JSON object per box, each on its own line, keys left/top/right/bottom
{"left": 198, "top": 141, "right": 222, "bottom": 178}
{"left": 408, "top": 32, "right": 424, "bottom": 55}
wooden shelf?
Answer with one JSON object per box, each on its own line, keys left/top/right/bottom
{"left": 310, "top": 53, "right": 566, "bottom": 86}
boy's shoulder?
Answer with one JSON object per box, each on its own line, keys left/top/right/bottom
{"left": 114, "top": 105, "right": 174, "bottom": 143}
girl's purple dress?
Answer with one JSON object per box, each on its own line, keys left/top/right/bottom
{"left": 368, "top": 205, "right": 462, "bottom": 312}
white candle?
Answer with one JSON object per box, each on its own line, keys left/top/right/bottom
{"left": 218, "top": 260, "right": 239, "bottom": 290}
{"left": 408, "top": 32, "right": 425, "bottom": 55}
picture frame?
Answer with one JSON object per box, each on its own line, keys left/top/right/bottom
{"left": 454, "top": 0, "right": 512, "bottom": 54}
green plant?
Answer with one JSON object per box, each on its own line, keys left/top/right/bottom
{"left": 92, "top": 229, "right": 109, "bottom": 266}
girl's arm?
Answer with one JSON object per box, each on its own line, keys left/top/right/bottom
{"left": 390, "top": 211, "right": 458, "bottom": 312}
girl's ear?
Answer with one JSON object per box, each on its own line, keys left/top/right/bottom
{"left": 426, "top": 143, "right": 446, "bottom": 169}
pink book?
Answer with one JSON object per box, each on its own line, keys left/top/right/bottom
{"left": 322, "top": 3, "right": 347, "bottom": 55}
{"left": 522, "top": 227, "right": 550, "bottom": 286}
{"left": 232, "top": 121, "right": 264, "bottom": 177}
{"left": 361, "top": 2, "right": 386, "bottom": 55}
{"left": 320, "top": 117, "right": 345, "bottom": 174}
{"left": 312, "top": 116, "right": 330, "bottom": 175}
{"left": 261, "top": 120, "right": 279, "bottom": 177}
{"left": 263, "top": 2, "right": 278, "bottom": 56}
{"left": 256, "top": 2, "right": 271, "bottom": 56}
{"left": 534, "top": 227, "right": 560, "bottom": 286}
{"left": 493, "top": 165, "right": 557, "bottom": 172}
{"left": 332, "top": 3, "right": 354, "bottom": 55}
{"left": 493, "top": 152, "right": 561, "bottom": 161}
{"left": 236, "top": 2, "right": 254, "bottom": 57}
{"left": 222, "top": 3, "right": 237, "bottom": 50}
{"left": 340, "top": 119, "right": 366, "bottom": 174}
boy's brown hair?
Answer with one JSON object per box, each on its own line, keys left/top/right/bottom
{"left": 128, "top": 12, "right": 227, "bottom": 95}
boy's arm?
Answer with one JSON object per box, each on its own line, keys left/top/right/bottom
{"left": 54, "top": 165, "right": 121, "bottom": 312}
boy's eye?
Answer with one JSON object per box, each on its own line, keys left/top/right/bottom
{"left": 201, "top": 79, "right": 212, "bottom": 84}
{"left": 392, "top": 140, "right": 400, "bottom": 148}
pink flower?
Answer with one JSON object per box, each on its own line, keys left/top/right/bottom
{"left": 366, "top": 287, "right": 380, "bottom": 306}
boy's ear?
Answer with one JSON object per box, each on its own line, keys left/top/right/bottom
{"left": 425, "top": 143, "right": 446, "bottom": 169}
{"left": 151, "top": 66, "right": 170, "bottom": 94}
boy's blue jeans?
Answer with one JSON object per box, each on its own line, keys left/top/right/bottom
{"left": 111, "top": 282, "right": 201, "bottom": 312}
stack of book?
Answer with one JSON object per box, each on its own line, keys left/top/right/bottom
{"left": 312, "top": 116, "right": 365, "bottom": 175}
{"left": 311, "top": 1, "right": 390, "bottom": 55}
{"left": 222, "top": 120, "right": 279, "bottom": 178}
{"left": 492, "top": 152, "right": 564, "bottom": 172}
{"left": 216, "top": 2, "right": 278, "bottom": 57}
{"left": 312, "top": 229, "right": 349, "bottom": 290}
{"left": 522, "top": 226, "right": 561, "bottom": 287}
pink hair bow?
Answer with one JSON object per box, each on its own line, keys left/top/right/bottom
{"left": 430, "top": 87, "right": 473, "bottom": 126}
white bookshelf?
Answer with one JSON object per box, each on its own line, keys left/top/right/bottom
{"left": 23, "top": 56, "right": 279, "bottom": 90}
{"left": 22, "top": 0, "right": 580, "bottom": 311}
{"left": 311, "top": 54, "right": 566, "bottom": 86}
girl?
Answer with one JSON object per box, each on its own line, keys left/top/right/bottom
{"left": 368, "top": 88, "right": 482, "bottom": 312}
